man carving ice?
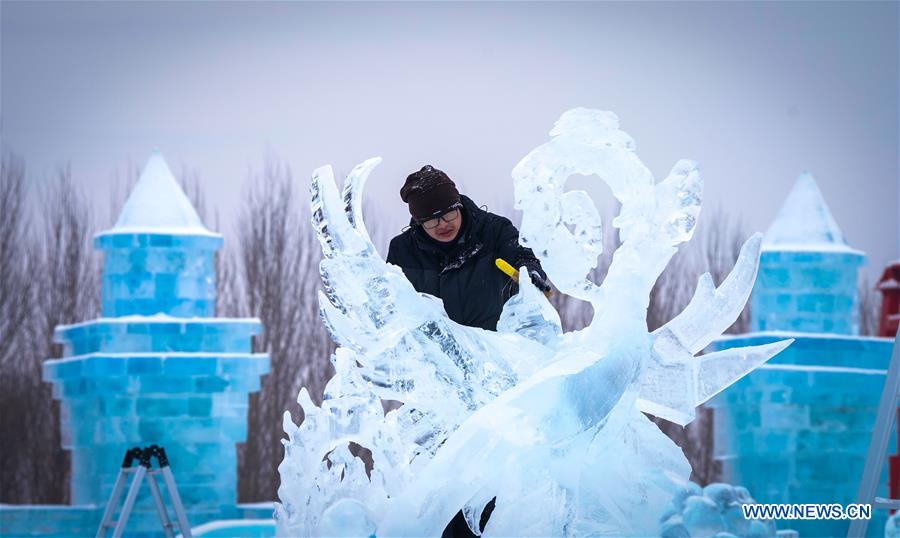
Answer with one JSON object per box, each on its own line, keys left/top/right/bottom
{"left": 385, "top": 164, "right": 551, "bottom": 535}
{"left": 386, "top": 165, "right": 550, "bottom": 332}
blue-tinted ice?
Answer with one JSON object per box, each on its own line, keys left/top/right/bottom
{"left": 276, "top": 108, "right": 791, "bottom": 536}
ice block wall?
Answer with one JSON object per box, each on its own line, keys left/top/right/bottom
{"left": 98, "top": 232, "right": 220, "bottom": 317}
{"left": 708, "top": 334, "right": 894, "bottom": 538}
{"left": 44, "top": 318, "right": 267, "bottom": 510}
{"left": 20, "top": 154, "right": 270, "bottom": 536}
{"left": 709, "top": 172, "right": 890, "bottom": 537}
{"left": 751, "top": 249, "right": 865, "bottom": 334}
{"left": 750, "top": 172, "right": 866, "bottom": 335}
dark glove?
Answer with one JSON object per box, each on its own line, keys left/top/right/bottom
{"left": 524, "top": 266, "right": 551, "bottom": 293}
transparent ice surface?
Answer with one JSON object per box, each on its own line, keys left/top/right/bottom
{"left": 276, "top": 108, "right": 791, "bottom": 537}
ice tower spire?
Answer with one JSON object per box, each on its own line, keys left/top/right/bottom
{"left": 752, "top": 172, "right": 866, "bottom": 334}
{"left": 763, "top": 172, "right": 857, "bottom": 253}
{"left": 104, "top": 152, "right": 217, "bottom": 237}
{"left": 94, "top": 152, "right": 223, "bottom": 318}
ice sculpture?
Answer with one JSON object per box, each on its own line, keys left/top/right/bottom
{"left": 658, "top": 480, "right": 775, "bottom": 538}
{"left": 276, "top": 108, "right": 792, "bottom": 537}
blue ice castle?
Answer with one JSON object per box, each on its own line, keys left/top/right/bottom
{"left": 709, "top": 173, "right": 895, "bottom": 538}
{"left": 0, "top": 154, "right": 271, "bottom": 536}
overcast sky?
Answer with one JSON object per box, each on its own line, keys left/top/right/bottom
{"left": 2, "top": 1, "right": 898, "bottom": 279}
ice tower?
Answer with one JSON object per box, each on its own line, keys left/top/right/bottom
{"left": 1, "top": 154, "right": 270, "bottom": 536}
{"left": 709, "top": 173, "right": 894, "bottom": 538}
{"left": 751, "top": 172, "right": 866, "bottom": 334}
{"left": 97, "top": 153, "right": 222, "bottom": 318}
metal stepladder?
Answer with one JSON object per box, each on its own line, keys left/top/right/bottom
{"left": 96, "top": 445, "right": 192, "bottom": 538}
{"left": 849, "top": 331, "right": 900, "bottom": 537}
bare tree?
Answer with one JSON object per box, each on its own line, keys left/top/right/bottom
{"left": 859, "top": 278, "right": 882, "bottom": 337}
{"left": 37, "top": 165, "right": 101, "bottom": 350}
{"left": 177, "top": 164, "right": 216, "bottom": 231}
{"left": 227, "top": 159, "right": 335, "bottom": 501}
{"left": 0, "top": 154, "right": 32, "bottom": 374}
{"left": 106, "top": 160, "right": 140, "bottom": 228}
{"left": 33, "top": 167, "right": 100, "bottom": 502}
{"left": 0, "top": 162, "right": 99, "bottom": 503}
{"left": 0, "top": 153, "right": 37, "bottom": 502}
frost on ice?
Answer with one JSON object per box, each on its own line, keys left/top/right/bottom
{"left": 275, "top": 108, "right": 792, "bottom": 536}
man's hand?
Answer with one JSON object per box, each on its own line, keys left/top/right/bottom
{"left": 526, "top": 267, "right": 552, "bottom": 293}
{"left": 497, "top": 257, "right": 552, "bottom": 295}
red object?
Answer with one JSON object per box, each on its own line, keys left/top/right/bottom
{"left": 878, "top": 261, "right": 900, "bottom": 338}
{"left": 885, "top": 263, "right": 900, "bottom": 511}
{"left": 892, "top": 408, "right": 900, "bottom": 513}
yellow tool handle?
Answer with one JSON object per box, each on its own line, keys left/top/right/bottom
{"left": 495, "top": 258, "right": 519, "bottom": 281}
{"left": 495, "top": 258, "right": 552, "bottom": 298}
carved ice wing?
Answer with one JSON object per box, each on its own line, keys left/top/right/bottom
{"left": 313, "top": 162, "right": 405, "bottom": 346}
{"left": 342, "top": 157, "right": 380, "bottom": 245}
{"left": 636, "top": 233, "right": 793, "bottom": 425}
{"left": 310, "top": 159, "right": 519, "bottom": 429}
{"left": 637, "top": 339, "right": 791, "bottom": 426}
{"left": 665, "top": 233, "right": 764, "bottom": 354}
{"left": 694, "top": 340, "right": 793, "bottom": 404}
{"left": 312, "top": 163, "right": 373, "bottom": 259}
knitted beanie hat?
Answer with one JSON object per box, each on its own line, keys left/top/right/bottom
{"left": 400, "top": 165, "right": 461, "bottom": 220}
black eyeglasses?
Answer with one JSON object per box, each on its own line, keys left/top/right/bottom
{"left": 417, "top": 203, "right": 462, "bottom": 230}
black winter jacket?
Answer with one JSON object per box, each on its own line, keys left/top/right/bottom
{"left": 386, "top": 195, "right": 547, "bottom": 331}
